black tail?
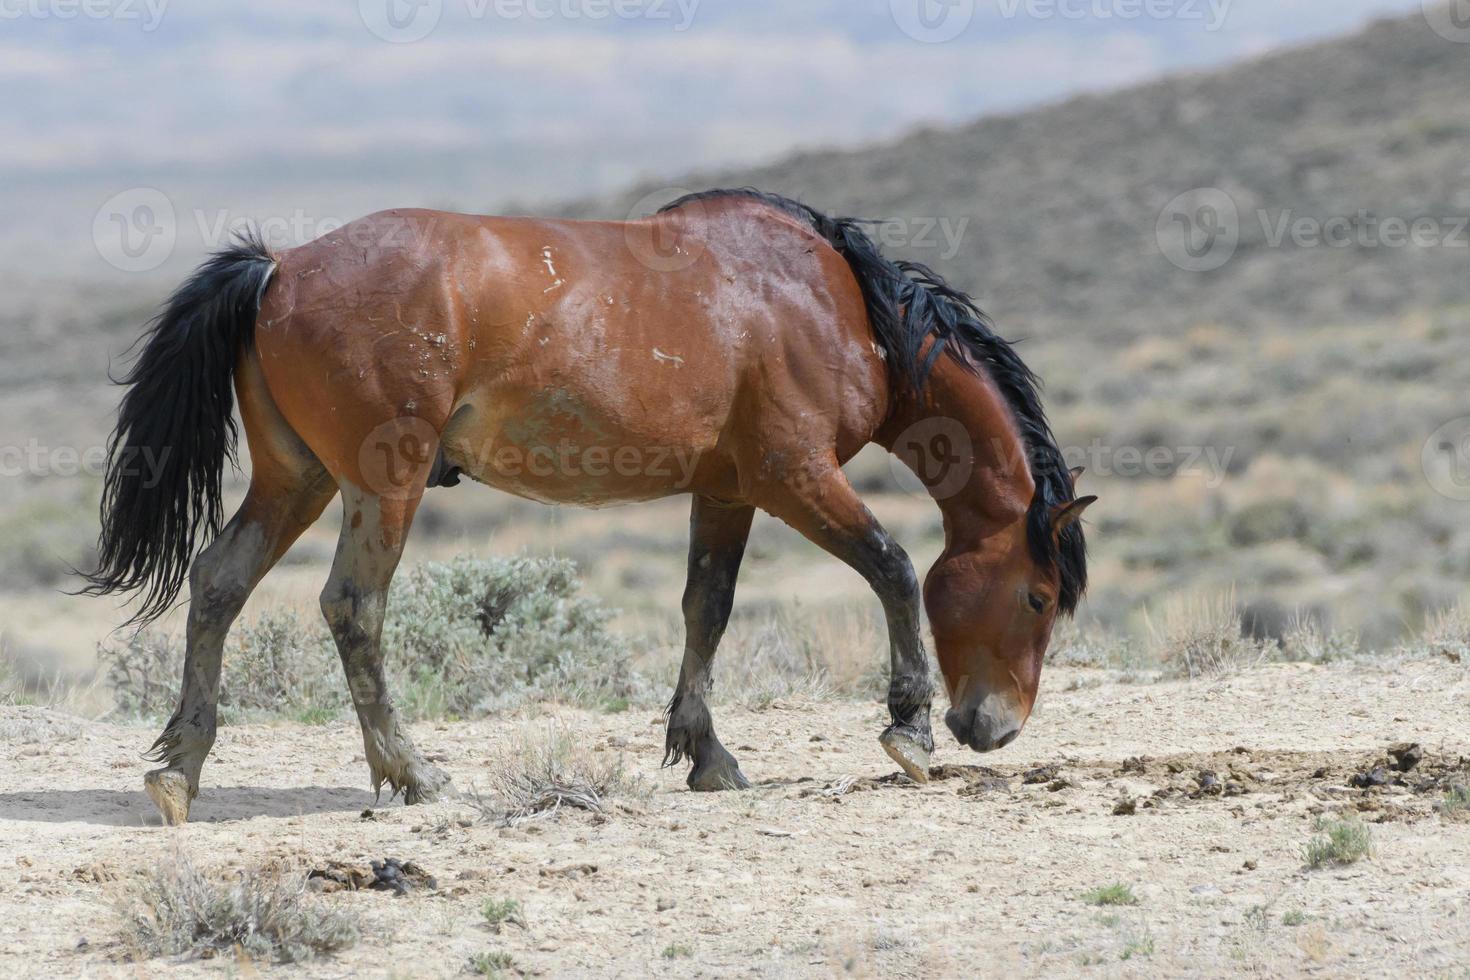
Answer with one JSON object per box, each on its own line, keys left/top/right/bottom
{"left": 662, "top": 189, "right": 1088, "bottom": 613}
{"left": 80, "top": 231, "right": 277, "bottom": 627}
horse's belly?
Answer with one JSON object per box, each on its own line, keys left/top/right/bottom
{"left": 439, "top": 380, "right": 720, "bottom": 507}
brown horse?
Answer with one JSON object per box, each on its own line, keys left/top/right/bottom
{"left": 84, "top": 189, "right": 1093, "bottom": 824}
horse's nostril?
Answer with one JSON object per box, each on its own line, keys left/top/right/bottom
{"left": 995, "top": 728, "right": 1020, "bottom": 749}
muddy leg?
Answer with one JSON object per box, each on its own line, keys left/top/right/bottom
{"left": 321, "top": 486, "right": 447, "bottom": 804}
{"left": 145, "top": 483, "right": 333, "bottom": 824}
{"left": 665, "top": 496, "right": 755, "bottom": 791}
{"left": 758, "top": 464, "right": 934, "bottom": 782}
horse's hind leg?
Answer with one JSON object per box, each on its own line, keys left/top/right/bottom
{"left": 320, "top": 485, "right": 448, "bottom": 804}
{"left": 756, "top": 462, "right": 934, "bottom": 782}
{"left": 145, "top": 476, "right": 335, "bottom": 824}
{"left": 666, "top": 495, "right": 755, "bottom": 791}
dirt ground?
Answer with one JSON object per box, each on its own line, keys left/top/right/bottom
{"left": 2, "top": 657, "right": 1468, "bottom": 978}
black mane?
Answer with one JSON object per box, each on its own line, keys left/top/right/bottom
{"left": 661, "top": 188, "right": 1088, "bottom": 613}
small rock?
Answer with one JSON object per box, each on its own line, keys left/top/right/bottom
{"left": 1349, "top": 767, "right": 1388, "bottom": 789}
{"left": 1023, "top": 764, "right": 1060, "bottom": 784}
{"left": 1388, "top": 743, "right": 1423, "bottom": 773}
{"left": 1197, "top": 771, "right": 1222, "bottom": 795}
{"left": 657, "top": 896, "right": 677, "bottom": 911}
{"left": 1189, "top": 883, "right": 1221, "bottom": 896}
{"left": 1112, "top": 798, "right": 1137, "bottom": 816}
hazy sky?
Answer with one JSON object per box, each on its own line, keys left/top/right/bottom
{"left": 1, "top": 0, "right": 1432, "bottom": 276}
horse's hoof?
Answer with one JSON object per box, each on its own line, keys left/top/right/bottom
{"left": 688, "top": 763, "right": 751, "bottom": 792}
{"left": 880, "top": 728, "right": 931, "bottom": 784}
{"left": 144, "top": 769, "right": 193, "bottom": 825}
{"left": 402, "top": 763, "right": 451, "bottom": 805}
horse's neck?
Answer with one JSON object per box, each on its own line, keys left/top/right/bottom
{"left": 877, "top": 355, "right": 1034, "bottom": 551}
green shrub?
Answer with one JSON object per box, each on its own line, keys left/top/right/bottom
{"left": 1303, "top": 817, "right": 1373, "bottom": 868}
{"left": 1081, "top": 883, "right": 1138, "bottom": 907}
{"left": 223, "top": 610, "right": 341, "bottom": 717}
{"left": 469, "top": 951, "right": 516, "bottom": 977}
{"left": 383, "top": 556, "right": 647, "bottom": 715}
{"left": 1439, "top": 785, "right": 1470, "bottom": 815}
{"left": 102, "top": 630, "right": 184, "bottom": 717}
{"left": 480, "top": 898, "right": 525, "bottom": 933}
{"left": 101, "top": 555, "right": 648, "bottom": 721}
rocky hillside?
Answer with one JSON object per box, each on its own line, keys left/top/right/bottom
{"left": 565, "top": 12, "right": 1470, "bottom": 339}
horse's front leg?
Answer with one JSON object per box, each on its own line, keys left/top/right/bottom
{"left": 665, "top": 495, "right": 755, "bottom": 791}
{"left": 757, "top": 464, "right": 934, "bottom": 782}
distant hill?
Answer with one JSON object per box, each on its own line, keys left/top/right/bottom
{"left": 564, "top": 12, "right": 1470, "bottom": 339}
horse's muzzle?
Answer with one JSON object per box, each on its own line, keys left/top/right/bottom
{"left": 945, "top": 704, "right": 1021, "bottom": 752}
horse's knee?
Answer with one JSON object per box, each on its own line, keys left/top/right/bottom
{"left": 871, "top": 541, "right": 918, "bottom": 603}
{"left": 319, "top": 584, "right": 354, "bottom": 637}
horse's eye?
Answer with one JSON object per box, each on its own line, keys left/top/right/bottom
{"left": 1027, "top": 592, "right": 1046, "bottom": 614}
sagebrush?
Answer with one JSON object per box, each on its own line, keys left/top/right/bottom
{"left": 101, "top": 555, "right": 647, "bottom": 721}
{"left": 116, "top": 853, "right": 358, "bottom": 963}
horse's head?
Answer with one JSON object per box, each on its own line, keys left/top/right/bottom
{"left": 925, "top": 486, "right": 1095, "bottom": 752}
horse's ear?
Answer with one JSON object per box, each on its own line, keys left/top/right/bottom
{"left": 1051, "top": 495, "right": 1098, "bottom": 533}
{"left": 1068, "top": 466, "right": 1085, "bottom": 487}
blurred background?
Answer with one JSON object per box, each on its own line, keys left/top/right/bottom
{"left": 3, "top": 0, "right": 1469, "bottom": 705}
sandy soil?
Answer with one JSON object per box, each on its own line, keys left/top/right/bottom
{"left": 2, "top": 658, "right": 1468, "bottom": 978}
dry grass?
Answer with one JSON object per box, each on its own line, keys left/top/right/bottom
{"left": 115, "top": 852, "right": 359, "bottom": 964}
{"left": 1146, "top": 591, "right": 1269, "bottom": 679}
{"left": 470, "top": 722, "right": 649, "bottom": 825}
{"left": 1416, "top": 601, "right": 1470, "bottom": 664}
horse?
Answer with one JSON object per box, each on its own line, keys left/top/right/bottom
{"left": 83, "top": 188, "right": 1093, "bottom": 825}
